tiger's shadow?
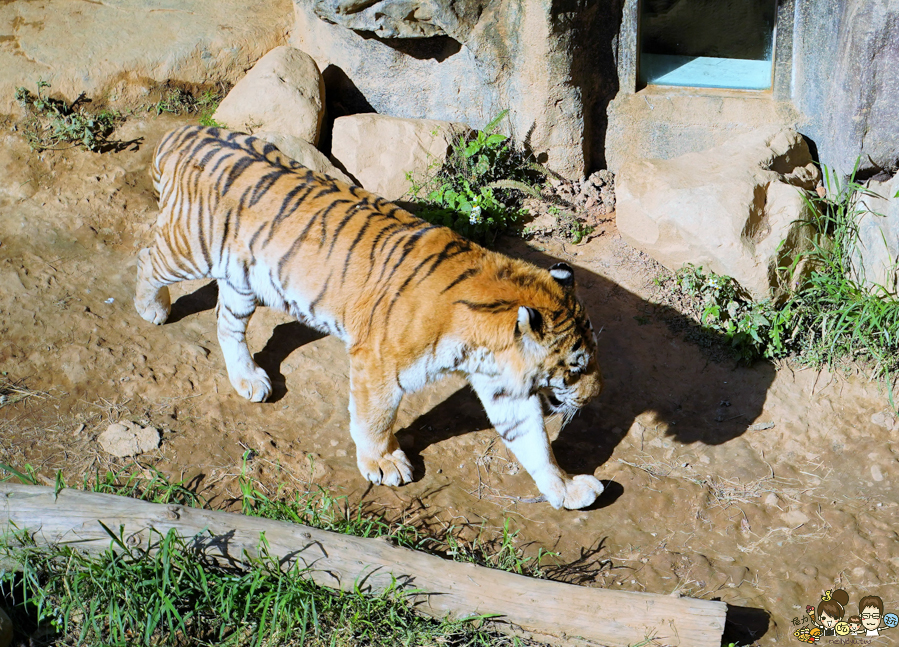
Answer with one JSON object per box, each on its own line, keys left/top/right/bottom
{"left": 395, "top": 241, "right": 777, "bottom": 487}
{"left": 168, "top": 242, "right": 777, "bottom": 487}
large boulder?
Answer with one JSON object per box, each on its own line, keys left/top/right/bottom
{"left": 0, "top": 0, "right": 293, "bottom": 114}
{"left": 616, "top": 128, "right": 820, "bottom": 299}
{"left": 254, "top": 132, "right": 353, "bottom": 184}
{"left": 213, "top": 46, "right": 325, "bottom": 145}
{"left": 330, "top": 114, "right": 468, "bottom": 201}
{"left": 291, "top": 0, "right": 620, "bottom": 179}
{"left": 852, "top": 173, "right": 899, "bottom": 293}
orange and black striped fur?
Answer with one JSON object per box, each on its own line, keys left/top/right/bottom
{"left": 135, "top": 126, "right": 604, "bottom": 509}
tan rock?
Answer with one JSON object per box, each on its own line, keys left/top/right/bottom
{"left": 97, "top": 421, "right": 160, "bottom": 457}
{"left": 616, "top": 128, "right": 820, "bottom": 299}
{"left": 254, "top": 132, "right": 352, "bottom": 184}
{"left": 0, "top": 0, "right": 292, "bottom": 115}
{"left": 213, "top": 46, "right": 325, "bottom": 145}
{"left": 330, "top": 114, "right": 469, "bottom": 201}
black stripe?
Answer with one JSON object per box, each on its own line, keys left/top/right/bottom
{"left": 454, "top": 299, "right": 517, "bottom": 313}
{"left": 341, "top": 216, "right": 381, "bottom": 283}
{"left": 328, "top": 200, "right": 368, "bottom": 254}
{"left": 415, "top": 239, "right": 472, "bottom": 286}
{"left": 309, "top": 273, "right": 331, "bottom": 316}
{"left": 248, "top": 170, "right": 287, "bottom": 207}
{"left": 441, "top": 267, "right": 480, "bottom": 293}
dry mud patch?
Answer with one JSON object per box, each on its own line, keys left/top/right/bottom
{"left": 1, "top": 116, "right": 898, "bottom": 645}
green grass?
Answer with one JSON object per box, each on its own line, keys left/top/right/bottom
{"left": 405, "top": 111, "right": 544, "bottom": 245}
{"left": 0, "top": 460, "right": 550, "bottom": 646}
{"left": 1, "top": 527, "right": 521, "bottom": 647}
{"left": 15, "top": 81, "right": 121, "bottom": 152}
{"left": 658, "top": 163, "right": 899, "bottom": 397}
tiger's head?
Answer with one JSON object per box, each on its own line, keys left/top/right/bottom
{"left": 507, "top": 262, "right": 602, "bottom": 424}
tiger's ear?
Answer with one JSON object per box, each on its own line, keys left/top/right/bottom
{"left": 516, "top": 306, "right": 544, "bottom": 339}
{"left": 550, "top": 262, "right": 575, "bottom": 288}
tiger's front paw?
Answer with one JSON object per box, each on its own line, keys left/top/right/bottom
{"left": 229, "top": 364, "right": 272, "bottom": 402}
{"left": 561, "top": 474, "right": 604, "bottom": 510}
{"left": 357, "top": 448, "right": 413, "bottom": 487}
{"left": 541, "top": 474, "right": 604, "bottom": 510}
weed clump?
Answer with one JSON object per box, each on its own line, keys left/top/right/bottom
{"left": 15, "top": 81, "right": 120, "bottom": 152}
{"left": 148, "top": 84, "right": 226, "bottom": 127}
{"left": 658, "top": 164, "right": 899, "bottom": 393}
{"left": 406, "top": 110, "right": 542, "bottom": 245}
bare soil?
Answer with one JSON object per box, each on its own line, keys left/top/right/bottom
{"left": 2, "top": 115, "right": 898, "bottom": 646}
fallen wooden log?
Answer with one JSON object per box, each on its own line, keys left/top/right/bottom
{"left": 0, "top": 484, "right": 726, "bottom": 646}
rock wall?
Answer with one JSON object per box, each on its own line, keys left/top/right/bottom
{"left": 853, "top": 174, "right": 899, "bottom": 293}
{"left": 291, "top": 0, "right": 622, "bottom": 179}
{"left": 0, "top": 0, "right": 293, "bottom": 114}
{"left": 792, "top": 0, "right": 899, "bottom": 178}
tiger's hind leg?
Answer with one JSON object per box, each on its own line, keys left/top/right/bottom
{"left": 134, "top": 247, "right": 173, "bottom": 325}
{"left": 216, "top": 280, "right": 272, "bottom": 403}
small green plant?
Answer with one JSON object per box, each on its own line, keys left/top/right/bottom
{"left": 547, "top": 205, "right": 594, "bottom": 244}
{"left": 15, "top": 81, "right": 120, "bottom": 152}
{"left": 406, "top": 110, "right": 541, "bottom": 245}
{"left": 149, "top": 85, "right": 226, "bottom": 127}
{"left": 773, "top": 164, "right": 899, "bottom": 386}
{"left": 664, "top": 264, "right": 779, "bottom": 361}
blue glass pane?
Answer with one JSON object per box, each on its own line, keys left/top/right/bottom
{"left": 639, "top": 0, "right": 776, "bottom": 90}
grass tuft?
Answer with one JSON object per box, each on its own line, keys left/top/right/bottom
{"left": 147, "top": 84, "right": 227, "bottom": 128}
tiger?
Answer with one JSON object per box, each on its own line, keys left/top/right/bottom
{"left": 134, "top": 125, "right": 605, "bottom": 509}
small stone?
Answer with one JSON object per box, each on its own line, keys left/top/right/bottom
{"left": 97, "top": 421, "right": 160, "bottom": 457}
{"left": 780, "top": 509, "right": 810, "bottom": 526}
{"left": 871, "top": 464, "right": 884, "bottom": 482}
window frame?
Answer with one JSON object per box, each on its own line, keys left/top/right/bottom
{"left": 618, "top": 0, "right": 793, "bottom": 99}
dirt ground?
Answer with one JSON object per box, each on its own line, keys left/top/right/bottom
{"left": 1, "top": 115, "right": 898, "bottom": 646}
